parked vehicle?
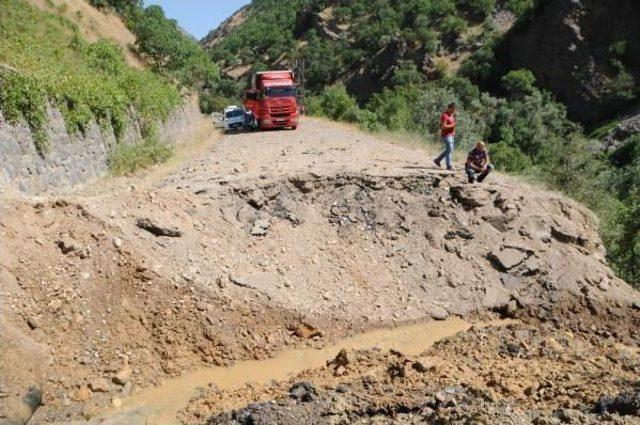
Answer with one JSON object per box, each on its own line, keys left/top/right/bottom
{"left": 244, "top": 70, "right": 299, "bottom": 131}
{"left": 212, "top": 112, "right": 225, "bottom": 129}
{"left": 223, "top": 106, "right": 246, "bottom": 132}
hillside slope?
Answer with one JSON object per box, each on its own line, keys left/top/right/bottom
{"left": 26, "top": 0, "right": 145, "bottom": 69}
{"left": 2, "top": 119, "right": 639, "bottom": 424}
{"left": 497, "top": 0, "right": 640, "bottom": 125}
{"left": 201, "top": 0, "right": 519, "bottom": 97}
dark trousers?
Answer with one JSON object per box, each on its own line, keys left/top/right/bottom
{"left": 466, "top": 164, "right": 493, "bottom": 182}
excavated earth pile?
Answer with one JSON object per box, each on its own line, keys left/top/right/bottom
{"left": 1, "top": 118, "right": 639, "bottom": 424}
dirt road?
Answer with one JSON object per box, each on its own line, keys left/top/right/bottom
{"left": 1, "top": 118, "right": 639, "bottom": 424}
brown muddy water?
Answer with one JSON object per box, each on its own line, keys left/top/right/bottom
{"left": 89, "top": 318, "right": 494, "bottom": 424}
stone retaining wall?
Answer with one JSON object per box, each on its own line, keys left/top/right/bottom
{"left": 0, "top": 97, "right": 202, "bottom": 194}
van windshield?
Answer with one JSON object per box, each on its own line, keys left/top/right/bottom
{"left": 225, "top": 109, "right": 244, "bottom": 118}
{"left": 264, "top": 87, "right": 296, "bottom": 98}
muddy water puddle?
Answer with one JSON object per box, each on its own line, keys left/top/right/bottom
{"left": 93, "top": 318, "right": 493, "bottom": 424}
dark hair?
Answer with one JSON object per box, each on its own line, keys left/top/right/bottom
{"left": 448, "top": 102, "right": 456, "bottom": 109}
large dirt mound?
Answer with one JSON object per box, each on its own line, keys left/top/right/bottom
{"left": 1, "top": 118, "right": 638, "bottom": 424}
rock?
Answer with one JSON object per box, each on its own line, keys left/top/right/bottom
{"left": 56, "top": 237, "right": 81, "bottom": 255}
{"left": 518, "top": 257, "right": 541, "bottom": 276}
{"left": 112, "top": 367, "right": 132, "bottom": 386}
{"left": 111, "top": 397, "right": 122, "bottom": 408}
{"left": 289, "top": 381, "right": 317, "bottom": 402}
{"left": 594, "top": 389, "right": 640, "bottom": 416}
{"left": 229, "top": 275, "right": 252, "bottom": 288}
{"left": 632, "top": 301, "right": 640, "bottom": 311}
{"left": 195, "top": 301, "right": 207, "bottom": 312}
{"left": 489, "top": 248, "right": 529, "bottom": 271}
{"left": 412, "top": 360, "right": 431, "bottom": 373}
{"left": 250, "top": 219, "right": 270, "bottom": 236}
{"left": 247, "top": 190, "right": 266, "bottom": 208}
{"left": 27, "top": 316, "right": 41, "bottom": 330}
{"left": 450, "top": 186, "right": 490, "bottom": 208}
{"left": 331, "top": 349, "right": 350, "bottom": 368}
{"left": 336, "top": 385, "right": 349, "bottom": 394}
{"left": 112, "top": 237, "right": 123, "bottom": 249}
{"left": 431, "top": 306, "right": 449, "bottom": 321}
{"left": 550, "top": 225, "right": 585, "bottom": 246}
{"left": 88, "top": 378, "right": 110, "bottom": 393}
{"left": 292, "top": 323, "right": 322, "bottom": 339}
{"left": 136, "top": 218, "right": 183, "bottom": 237}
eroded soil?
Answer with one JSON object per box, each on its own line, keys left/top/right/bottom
{"left": 1, "top": 118, "right": 639, "bottom": 424}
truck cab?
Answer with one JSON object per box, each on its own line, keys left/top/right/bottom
{"left": 244, "top": 70, "right": 299, "bottom": 130}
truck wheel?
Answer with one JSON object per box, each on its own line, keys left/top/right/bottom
{"left": 291, "top": 126, "right": 298, "bottom": 130}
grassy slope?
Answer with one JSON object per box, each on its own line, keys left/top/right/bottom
{"left": 26, "top": 0, "right": 146, "bottom": 69}
{"left": 0, "top": 0, "right": 181, "bottom": 156}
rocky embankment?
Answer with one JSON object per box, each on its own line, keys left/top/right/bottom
{"left": 1, "top": 118, "right": 638, "bottom": 424}
{"left": 0, "top": 98, "right": 203, "bottom": 195}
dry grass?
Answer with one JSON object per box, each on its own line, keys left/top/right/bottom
{"left": 26, "top": 0, "right": 145, "bottom": 69}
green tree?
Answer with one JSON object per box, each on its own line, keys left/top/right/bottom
{"left": 501, "top": 69, "right": 536, "bottom": 98}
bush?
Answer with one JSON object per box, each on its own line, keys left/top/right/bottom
{"left": 458, "top": 0, "right": 496, "bottom": 20}
{"left": 505, "top": 0, "right": 535, "bottom": 17}
{"left": 489, "top": 141, "right": 532, "bottom": 172}
{"left": 501, "top": 69, "right": 536, "bottom": 98}
{"left": 490, "top": 89, "right": 574, "bottom": 159}
{"left": 307, "top": 84, "right": 361, "bottom": 122}
{"left": 366, "top": 88, "right": 416, "bottom": 131}
{"left": 441, "top": 15, "right": 468, "bottom": 40}
{"left": 108, "top": 136, "right": 173, "bottom": 175}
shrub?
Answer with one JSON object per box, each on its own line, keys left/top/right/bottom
{"left": 457, "top": 0, "right": 496, "bottom": 20}
{"left": 489, "top": 141, "right": 532, "bottom": 172}
{"left": 441, "top": 15, "right": 468, "bottom": 40}
{"left": 307, "top": 84, "right": 360, "bottom": 122}
{"left": 501, "top": 69, "right": 536, "bottom": 98}
{"left": 505, "top": 0, "right": 535, "bottom": 17}
{"left": 366, "top": 88, "right": 416, "bottom": 131}
{"left": 108, "top": 136, "right": 173, "bottom": 175}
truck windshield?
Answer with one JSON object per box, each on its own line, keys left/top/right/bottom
{"left": 225, "top": 109, "right": 244, "bottom": 118}
{"left": 264, "top": 87, "right": 296, "bottom": 98}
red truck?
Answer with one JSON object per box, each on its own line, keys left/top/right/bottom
{"left": 244, "top": 70, "right": 299, "bottom": 130}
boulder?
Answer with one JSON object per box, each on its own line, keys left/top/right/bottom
{"left": 136, "top": 218, "right": 182, "bottom": 237}
{"left": 250, "top": 219, "right": 270, "bottom": 236}
{"left": 88, "top": 378, "right": 110, "bottom": 393}
{"left": 289, "top": 381, "right": 317, "bottom": 402}
{"left": 489, "top": 248, "right": 530, "bottom": 271}
{"left": 450, "top": 186, "right": 490, "bottom": 208}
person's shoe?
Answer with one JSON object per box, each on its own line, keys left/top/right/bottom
{"left": 447, "top": 166, "right": 454, "bottom": 171}
{"left": 477, "top": 176, "right": 486, "bottom": 183}
{"left": 433, "top": 159, "right": 441, "bottom": 168}
{"left": 468, "top": 176, "right": 475, "bottom": 184}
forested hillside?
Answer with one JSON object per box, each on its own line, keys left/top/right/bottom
{"left": 202, "top": 0, "right": 639, "bottom": 286}
{"left": 88, "top": 0, "right": 225, "bottom": 113}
